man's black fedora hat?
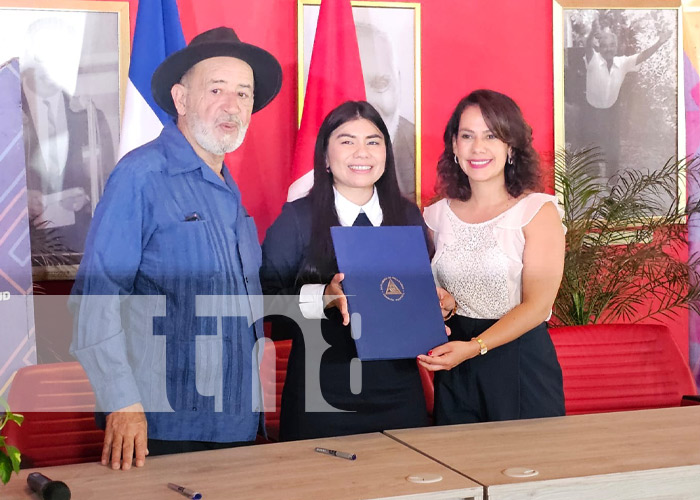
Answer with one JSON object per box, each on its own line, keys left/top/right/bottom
{"left": 151, "top": 27, "right": 282, "bottom": 116}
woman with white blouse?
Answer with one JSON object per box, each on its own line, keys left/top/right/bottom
{"left": 417, "top": 89, "right": 566, "bottom": 424}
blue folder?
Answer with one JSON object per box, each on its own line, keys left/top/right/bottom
{"left": 331, "top": 225, "right": 448, "bottom": 360}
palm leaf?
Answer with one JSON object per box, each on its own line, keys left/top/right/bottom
{"left": 552, "top": 148, "right": 700, "bottom": 325}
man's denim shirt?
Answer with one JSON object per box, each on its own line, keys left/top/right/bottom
{"left": 70, "top": 123, "right": 264, "bottom": 442}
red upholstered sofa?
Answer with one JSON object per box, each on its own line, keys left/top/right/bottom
{"left": 260, "top": 339, "right": 292, "bottom": 442}
{"left": 549, "top": 323, "right": 698, "bottom": 414}
{"left": 261, "top": 323, "right": 698, "bottom": 438}
{"left": 4, "top": 362, "right": 104, "bottom": 468}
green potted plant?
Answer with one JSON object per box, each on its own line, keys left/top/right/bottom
{"left": 0, "top": 397, "right": 23, "bottom": 485}
{"left": 552, "top": 148, "right": 700, "bottom": 325}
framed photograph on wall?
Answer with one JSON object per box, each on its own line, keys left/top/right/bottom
{"left": 0, "top": 0, "right": 129, "bottom": 280}
{"left": 298, "top": 0, "right": 421, "bottom": 202}
{"left": 553, "top": 0, "right": 684, "bottom": 213}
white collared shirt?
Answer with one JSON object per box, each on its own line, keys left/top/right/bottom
{"left": 24, "top": 86, "right": 70, "bottom": 188}
{"left": 333, "top": 186, "right": 383, "bottom": 227}
{"left": 299, "top": 187, "right": 383, "bottom": 319}
{"left": 585, "top": 51, "right": 640, "bottom": 109}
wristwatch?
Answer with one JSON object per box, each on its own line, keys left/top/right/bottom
{"left": 473, "top": 337, "right": 488, "bottom": 356}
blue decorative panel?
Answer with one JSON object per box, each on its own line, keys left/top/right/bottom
{"left": 0, "top": 58, "right": 36, "bottom": 398}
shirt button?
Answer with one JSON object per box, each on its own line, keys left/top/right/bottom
{"left": 245, "top": 277, "right": 249, "bottom": 284}
{"left": 192, "top": 407, "right": 197, "bottom": 411}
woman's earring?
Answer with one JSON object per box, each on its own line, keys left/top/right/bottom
{"left": 453, "top": 154, "right": 459, "bottom": 165}
{"left": 507, "top": 154, "right": 513, "bottom": 165}
{"left": 326, "top": 165, "right": 331, "bottom": 173}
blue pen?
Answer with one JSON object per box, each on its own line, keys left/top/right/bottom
{"left": 315, "top": 446, "right": 357, "bottom": 460}
{"left": 168, "top": 482, "right": 202, "bottom": 499}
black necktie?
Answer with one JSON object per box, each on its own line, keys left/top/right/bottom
{"left": 353, "top": 211, "right": 372, "bottom": 226}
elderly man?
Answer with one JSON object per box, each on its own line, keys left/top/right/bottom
{"left": 70, "top": 27, "right": 282, "bottom": 470}
{"left": 22, "top": 17, "right": 115, "bottom": 261}
{"left": 582, "top": 20, "right": 671, "bottom": 177}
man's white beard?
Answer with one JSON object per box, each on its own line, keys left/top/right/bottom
{"left": 191, "top": 113, "right": 249, "bottom": 155}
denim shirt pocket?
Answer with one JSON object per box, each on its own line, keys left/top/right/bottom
{"left": 142, "top": 220, "right": 222, "bottom": 280}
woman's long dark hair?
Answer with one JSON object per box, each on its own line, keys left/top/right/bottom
{"left": 297, "top": 100, "right": 409, "bottom": 286}
{"left": 435, "top": 89, "right": 541, "bottom": 201}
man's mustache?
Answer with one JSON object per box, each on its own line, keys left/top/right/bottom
{"left": 217, "top": 115, "right": 244, "bottom": 128}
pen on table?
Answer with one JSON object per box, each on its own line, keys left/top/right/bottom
{"left": 168, "top": 482, "right": 203, "bottom": 500}
{"left": 314, "top": 446, "right": 357, "bottom": 461}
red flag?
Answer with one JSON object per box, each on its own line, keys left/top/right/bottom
{"left": 287, "top": 0, "right": 366, "bottom": 201}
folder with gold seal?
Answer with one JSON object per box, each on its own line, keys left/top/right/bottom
{"left": 331, "top": 225, "right": 448, "bottom": 361}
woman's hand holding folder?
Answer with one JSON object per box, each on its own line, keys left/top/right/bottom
{"left": 323, "top": 273, "right": 350, "bottom": 326}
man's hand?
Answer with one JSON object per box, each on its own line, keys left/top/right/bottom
{"left": 323, "top": 273, "right": 349, "bottom": 326}
{"left": 657, "top": 29, "right": 672, "bottom": 45}
{"left": 59, "top": 187, "right": 89, "bottom": 212}
{"left": 102, "top": 402, "right": 148, "bottom": 470}
{"left": 638, "top": 27, "right": 673, "bottom": 64}
{"left": 27, "top": 190, "right": 45, "bottom": 218}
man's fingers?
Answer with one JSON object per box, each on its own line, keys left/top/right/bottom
{"left": 101, "top": 432, "right": 113, "bottom": 466}
{"left": 111, "top": 434, "right": 124, "bottom": 470}
{"left": 134, "top": 433, "right": 148, "bottom": 467}
{"left": 121, "top": 437, "right": 134, "bottom": 470}
{"left": 101, "top": 404, "right": 147, "bottom": 471}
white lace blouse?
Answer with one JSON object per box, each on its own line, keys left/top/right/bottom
{"left": 423, "top": 193, "right": 565, "bottom": 320}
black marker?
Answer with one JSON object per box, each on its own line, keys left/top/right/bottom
{"left": 314, "top": 446, "right": 357, "bottom": 460}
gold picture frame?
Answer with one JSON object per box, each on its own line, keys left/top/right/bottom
{"left": 0, "top": 0, "right": 130, "bottom": 280}
{"left": 298, "top": 0, "right": 422, "bottom": 203}
{"left": 553, "top": 0, "right": 685, "bottom": 213}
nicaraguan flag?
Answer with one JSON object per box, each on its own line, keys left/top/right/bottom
{"left": 117, "top": 0, "right": 185, "bottom": 159}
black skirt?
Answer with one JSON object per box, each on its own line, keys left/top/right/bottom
{"left": 433, "top": 316, "right": 565, "bottom": 425}
{"left": 279, "top": 310, "right": 430, "bottom": 441}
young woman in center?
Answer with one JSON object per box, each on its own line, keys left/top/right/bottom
{"left": 417, "top": 89, "right": 566, "bottom": 424}
{"left": 260, "top": 100, "right": 431, "bottom": 440}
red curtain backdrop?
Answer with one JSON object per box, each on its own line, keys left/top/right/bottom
{"left": 94, "top": 0, "right": 688, "bottom": 355}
